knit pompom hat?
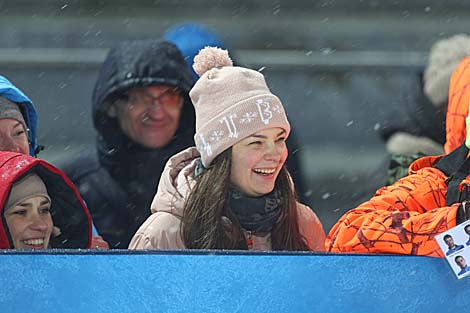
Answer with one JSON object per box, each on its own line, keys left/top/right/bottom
{"left": 190, "top": 47, "right": 291, "bottom": 167}
{"left": 424, "top": 34, "right": 470, "bottom": 107}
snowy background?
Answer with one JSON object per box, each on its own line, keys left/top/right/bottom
{"left": 1, "top": 0, "right": 469, "bottom": 230}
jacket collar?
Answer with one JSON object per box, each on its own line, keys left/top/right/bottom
{"left": 150, "top": 147, "right": 200, "bottom": 217}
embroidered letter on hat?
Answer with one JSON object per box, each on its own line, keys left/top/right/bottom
{"left": 220, "top": 114, "right": 239, "bottom": 138}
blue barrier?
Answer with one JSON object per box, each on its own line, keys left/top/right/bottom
{"left": 0, "top": 250, "right": 467, "bottom": 313}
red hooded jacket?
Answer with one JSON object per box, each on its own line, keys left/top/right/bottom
{"left": 0, "top": 152, "right": 92, "bottom": 249}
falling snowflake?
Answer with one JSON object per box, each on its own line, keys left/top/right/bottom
{"left": 210, "top": 130, "right": 224, "bottom": 142}
{"left": 240, "top": 112, "right": 257, "bottom": 124}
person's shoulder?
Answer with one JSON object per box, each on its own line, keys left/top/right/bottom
{"left": 53, "top": 147, "right": 100, "bottom": 182}
{"left": 295, "top": 202, "right": 326, "bottom": 251}
{"left": 295, "top": 202, "right": 324, "bottom": 229}
{"left": 129, "top": 211, "right": 183, "bottom": 249}
{"left": 135, "top": 211, "right": 182, "bottom": 236}
{"left": 295, "top": 202, "right": 313, "bottom": 217}
{"left": 446, "top": 245, "right": 464, "bottom": 255}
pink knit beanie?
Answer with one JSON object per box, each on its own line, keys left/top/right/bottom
{"left": 190, "top": 47, "right": 291, "bottom": 167}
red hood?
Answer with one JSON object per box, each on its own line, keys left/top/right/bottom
{"left": 0, "top": 152, "right": 92, "bottom": 249}
{"left": 444, "top": 57, "right": 470, "bottom": 154}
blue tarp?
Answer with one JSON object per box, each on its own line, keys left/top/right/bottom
{"left": 0, "top": 250, "right": 466, "bottom": 313}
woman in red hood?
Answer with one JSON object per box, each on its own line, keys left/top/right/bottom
{"left": 0, "top": 151, "right": 92, "bottom": 249}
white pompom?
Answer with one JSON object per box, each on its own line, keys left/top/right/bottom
{"left": 193, "top": 46, "right": 233, "bottom": 77}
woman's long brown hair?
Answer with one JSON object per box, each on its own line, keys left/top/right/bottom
{"left": 181, "top": 149, "right": 309, "bottom": 250}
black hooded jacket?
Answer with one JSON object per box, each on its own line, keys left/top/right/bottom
{"left": 57, "top": 40, "right": 196, "bottom": 248}
{"left": 379, "top": 73, "right": 446, "bottom": 147}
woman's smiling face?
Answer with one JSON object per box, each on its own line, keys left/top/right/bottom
{"left": 4, "top": 196, "right": 53, "bottom": 249}
{"left": 230, "top": 127, "right": 288, "bottom": 197}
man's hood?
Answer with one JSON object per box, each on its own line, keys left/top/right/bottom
{"left": 91, "top": 39, "right": 195, "bottom": 147}
{"left": 0, "top": 76, "right": 39, "bottom": 156}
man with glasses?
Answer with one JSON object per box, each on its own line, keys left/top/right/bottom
{"left": 110, "top": 86, "right": 184, "bottom": 150}
{"left": 57, "top": 40, "right": 196, "bottom": 248}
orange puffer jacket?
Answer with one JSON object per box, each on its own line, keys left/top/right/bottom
{"left": 326, "top": 154, "right": 459, "bottom": 257}
{"left": 326, "top": 57, "right": 470, "bottom": 257}
{"left": 445, "top": 57, "right": 470, "bottom": 153}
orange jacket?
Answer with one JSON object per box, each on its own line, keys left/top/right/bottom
{"left": 326, "top": 155, "right": 460, "bottom": 257}
{"left": 326, "top": 57, "right": 470, "bottom": 257}
{"left": 445, "top": 57, "right": 470, "bottom": 153}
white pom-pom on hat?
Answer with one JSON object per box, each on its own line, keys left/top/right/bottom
{"left": 193, "top": 46, "right": 233, "bottom": 77}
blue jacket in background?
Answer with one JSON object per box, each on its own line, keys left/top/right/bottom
{"left": 164, "top": 23, "right": 226, "bottom": 81}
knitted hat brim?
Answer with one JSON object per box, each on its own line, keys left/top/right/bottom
{"left": 194, "top": 93, "right": 291, "bottom": 167}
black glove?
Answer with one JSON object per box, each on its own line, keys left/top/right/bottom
{"left": 456, "top": 201, "right": 470, "bottom": 224}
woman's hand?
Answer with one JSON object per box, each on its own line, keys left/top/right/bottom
{"left": 90, "top": 235, "right": 110, "bottom": 249}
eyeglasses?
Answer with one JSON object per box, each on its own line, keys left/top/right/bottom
{"left": 125, "top": 87, "right": 182, "bottom": 111}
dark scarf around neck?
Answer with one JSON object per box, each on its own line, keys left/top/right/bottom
{"left": 228, "top": 188, "right": 283, "bottom": 233}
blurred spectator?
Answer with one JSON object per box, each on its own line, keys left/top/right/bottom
{"left": 0, "top": 75, "right": 108, "bottom": 249}
{"left": 56, "top": 40, "right": 196, "bottom": 248}
{"left": 381, "top": 34, "right": 470, "bottom": 184}
{"left": 326, "top": 57, "right": 470, "bottom": 257}
{"left": 164, "top": 22, "right": 308, "bottom": 202}
{"left": 0, "top": 75, "right": 40, "bottom": 156}
{"left": 0, "top": 151, "right": 91, "bottom": 249}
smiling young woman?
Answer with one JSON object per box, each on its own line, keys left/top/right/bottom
{"left": 129, "top": 47, "right": 325, "bottom": 251}
{"left": 0, "top": 152, "right": 92, "bottom": 249}
{"left": 4, "top": 174, "right": 53, "bottom": 250}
